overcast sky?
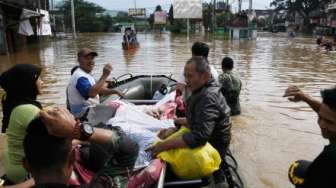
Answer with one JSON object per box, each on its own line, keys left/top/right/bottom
{"left": 55, "top": 0, "right": 273, "bottom": 12}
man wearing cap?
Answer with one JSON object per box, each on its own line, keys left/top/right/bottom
{"left": 67, "top": 48, "right": 123, "bottom": 118}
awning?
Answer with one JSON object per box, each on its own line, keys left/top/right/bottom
{"left": 0, "top": 1, "right": 43, "bottom": 17}
{"left": 20, "top": 9, "right": 43, "bottom": 20}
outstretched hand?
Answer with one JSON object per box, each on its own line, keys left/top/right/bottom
{"left": 283, "top": 86, "right": 307, "bottom": 102}
{"left": 39, "top": 107, "right": 76, "bottom": 138}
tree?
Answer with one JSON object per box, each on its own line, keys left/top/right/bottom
{"left": 56, "top": 0, "right": 113, "bottom": 32}
{"left": 168, "top": 5, "right": 174, "bottom": 24}
{"left": 202, "top": 2, "right": 213, "bottom": 31}
{"left": 270, "top": 0, "right": 330, "bottom": 31}
{"left": 155, "top": 5, "right": 163, "bottom": 12}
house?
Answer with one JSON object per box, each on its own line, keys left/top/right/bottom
{"left": 254, "top": 9, "right": 273, "bottom": 30}
{"left": 227, "top": 11, "right": 257, "bottom": 40}
{"left": 0, "top": 0, "right": 49, "bottom": 54}
{"left": 327, "top": 0, "right": 336, "bottom": 35}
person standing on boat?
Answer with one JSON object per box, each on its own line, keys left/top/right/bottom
{"left": 285, "top": 86, "right": 336, "bottom": 188}
{"left": 147, "top": 57, "right": 232, "bottom": 187}
{"left": 176, "top": 42, "right": 219, "bottom": 100}
{"left": 67, "top": 48, "right": 123, "bottom": 118}
{"left": 219, "top": 57, "right": 242, "bottom": 116}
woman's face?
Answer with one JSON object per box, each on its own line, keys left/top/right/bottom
{"left": 36, "top": 77, "right": 44, "bottom": 95}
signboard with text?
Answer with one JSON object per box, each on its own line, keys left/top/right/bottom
{"left": 154, "top": 11, "right": 167, "bottom": 24}
{"left": 173, "top": 0, "right": 202, "bottom": 19}
{"left": 128, "top": 8, "right": 146, "bottom": 16}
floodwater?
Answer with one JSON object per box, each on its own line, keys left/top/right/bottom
{"left": 0, "top": 32, "right": 336, "bottom": 188}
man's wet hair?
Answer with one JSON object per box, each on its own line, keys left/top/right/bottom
{"left": 222, "top": 57, "right": 234, "bottom": 70}
{"left": 23, "top": 117, "right": 71, "bottom": 172}
{"left": 186, "top": 56, "right": 211, "bottom": 75}
{"left": 321, "top": 87, "right": 336, "bottom": 112}
{"left": 191, "top": 42, "right": 209, "bottom": 59}
{"left": 317, "top": 37, "right": 322, "bottom": 45}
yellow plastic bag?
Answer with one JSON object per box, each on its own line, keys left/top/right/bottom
{"left": 157, "top": 126, "right": 221, "bottom": 180}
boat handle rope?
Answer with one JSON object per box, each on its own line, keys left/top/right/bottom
{"left": 150, "top": 74, "right": 153, "bottom": 95}
{"left": 115, "top": 73, "right": 133, "bottom": 82}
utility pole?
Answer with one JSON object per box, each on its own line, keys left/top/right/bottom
{"left": 212, "top": 0, "right": 216, "bottom": 33}
{"left": 37, "top": 0, "right": 41, "bottom": 13}
{"left": 249, "top": 0, "right": 252, "bottom": 11}
{"left": 71, "top": 0, "right": 76, "bottom": 38}
{"left": 238, "top": 0, "right": 242, "bottom": 12}
{"left": 226, "top": 0, "right": 229, "bottom": 10}
{"left": 51, "top": 0, "right": 56, "bottom": 35}
{"left": 132, "top": 0, "right": 138, "bottom": 31}
{"left": 37, "top": 0, "right": 41, "bottom": 36}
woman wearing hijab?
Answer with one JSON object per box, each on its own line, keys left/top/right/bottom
{"left": 0, "top": 64, "right": 43, "bottom": 184}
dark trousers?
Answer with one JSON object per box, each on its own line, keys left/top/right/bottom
{"left": 212, "top": 143, "right": 230, "bottom": 184}
{"left": 80, "top": 126, "right": 139, "bottom": 177}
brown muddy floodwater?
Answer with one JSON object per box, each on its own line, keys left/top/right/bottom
{"left": 0, "top": 32, "right": 336, "bottom": 188}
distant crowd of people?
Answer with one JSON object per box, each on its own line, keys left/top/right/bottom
{"left": 316, "top": 36, "right": 336, "bottom": 51}
{"left": 123, "top": 28, "right": 138, "bottom": 46}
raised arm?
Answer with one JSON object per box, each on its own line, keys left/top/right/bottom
{"left": 284, "top": 86, "right": 321, "bottom": 113}
{"left": 87, "top": 64, "right": 112, "bottom": 98}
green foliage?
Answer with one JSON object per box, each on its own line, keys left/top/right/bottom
{"left": 216, "top": 12, "right": 232, "bottom": 27}
{"left": 270, "top": 0, "right": 331, "bottom": 32}
{"left": 56, "top": 0, "right": 112, "bottom": 32}
{"left": 270, "top": 0, "right": 330, "bottom": 18}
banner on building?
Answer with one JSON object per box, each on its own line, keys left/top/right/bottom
{"left": 154, "top": 11, "right": 167, "bottom": 24}
{"left": 331, "top": 20, "right": 336, "bottom": 28}
{"left": 18, "top": 9, "right": 41, "bottom": 36}
{"left": 173, "top": 0, "right": 202, "bottom": 19}
{"left": 128, "top": 8, "right": 146, "bottom": 16}
{"left": 37, "top": 9, "right": 52, "bottom": 36}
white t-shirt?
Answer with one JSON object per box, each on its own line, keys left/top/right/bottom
{"left": 67, "top": 68, "right": 99, "bottom": 117}
{"left": 178, "top": 64, "right": 219, "bottom": 85}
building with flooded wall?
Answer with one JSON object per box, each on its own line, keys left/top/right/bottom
{"left": 328, "top": 0, "right": 336, "bottom": 35}
{"left": 0, "top": 0, "right": 50, "bottom": 54}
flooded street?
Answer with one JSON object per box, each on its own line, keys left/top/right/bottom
{"left": 1, "top": 32, "right": 336, "bottom": 188}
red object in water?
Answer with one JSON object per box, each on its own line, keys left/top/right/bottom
{"left": 175, "top": 89, "right": 186, "bottom": 113}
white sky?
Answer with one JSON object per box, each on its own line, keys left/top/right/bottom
{"left": 54, "top": 0, "right": 273, "bottom": 12}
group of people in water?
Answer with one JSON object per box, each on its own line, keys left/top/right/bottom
{"left": 123, "top": 28, "right": 138, "bottom": 47}
{"left": 316, "top": 36, "right": 336, "bottom": 51}
{"left": 0, "top": 40, "right": 334, "bottom": 188}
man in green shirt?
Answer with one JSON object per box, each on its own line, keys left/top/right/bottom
{"left": 218, "top": 57, "right": 242, "bottom": 116}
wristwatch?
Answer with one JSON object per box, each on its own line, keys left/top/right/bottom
{"left": 73, "top": 121, "right": 94, "bottom": 141}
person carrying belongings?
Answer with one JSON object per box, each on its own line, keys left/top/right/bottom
{"left": 146, "top": 56, "right": 232, "bottom": 188}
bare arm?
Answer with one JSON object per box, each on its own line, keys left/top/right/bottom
{"left": 3, "top": 179, "right": 34, "bottom": 188}
{"left": 99, "top": 87, "right": 123, "bottom": 97}
{"left": 39, "top": 107, "right": 118, "bottom": 146}
{"left": 88, "top": 75, "right": 108, "bottom": 98}
{"left": 87, "top": 64, "right": 112, "bottom": 98}
{"left": 284, "top": 86, "right": 321, "bottom": 113}
{"left": 301, "top": 94, "right": 321, "bottom": 113}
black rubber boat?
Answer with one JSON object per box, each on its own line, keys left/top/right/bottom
{"left": 105, "top": 74, "right": 177, "bottom": 105}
